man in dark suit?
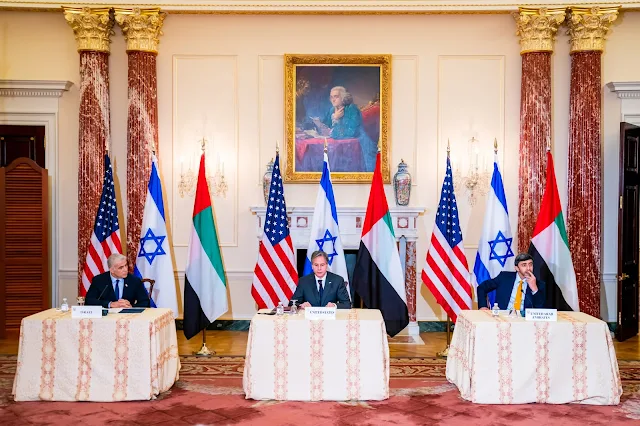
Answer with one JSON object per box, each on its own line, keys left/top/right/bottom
{"left": 85, "top": 253, "right": 150, "bottom": 309}
{"left": 291, "top": 251, "right": 351, "bottom": 309}
{"left": 477, "top": 253, "right": 546, "bottom": 314}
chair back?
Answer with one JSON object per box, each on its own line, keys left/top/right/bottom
{"left": 142, "top": 278, "right": 155, "bottom": 298}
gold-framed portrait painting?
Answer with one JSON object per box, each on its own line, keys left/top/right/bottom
{"left": 284, "top": 54, "right": 391, "bottom": 183}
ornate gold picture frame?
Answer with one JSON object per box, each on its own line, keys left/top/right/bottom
{"left": 284, "top": 54, "right": 391, "bottom": 183}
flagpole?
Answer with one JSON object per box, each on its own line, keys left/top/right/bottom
{"left": 194, "top": 329, "right": 214, "bottom": 357}
{"left": 437, "top": 316, "right": 451, "bottom": 358}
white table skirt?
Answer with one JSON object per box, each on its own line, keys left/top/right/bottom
{"left": 243, "top": 308, "right": 390, "bottom": 401}
{"left": 446, "top": 310, "right": 622, "bottom": 405}
{"left": 12, "top": 308, "right": 180, "bottom": 402}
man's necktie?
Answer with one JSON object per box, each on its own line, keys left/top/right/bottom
{"left": 513, "top": 280, "right": 523, "bottom": 311}
{"left": 318, "top": 279, "right": 324, "bottom": 303}
{"left": 114, "top": 279, "right": 120, "bottom": 301}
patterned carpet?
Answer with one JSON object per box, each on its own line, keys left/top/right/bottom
{"left": 1, "top": 355, "right": 640, "bottom": 425}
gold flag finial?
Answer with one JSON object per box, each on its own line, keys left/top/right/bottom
{"left": 447, "top": 139, "right": 451, "bottom": 157}
{"left": 324, "top": 137, "right": 328, "bottom": 153}
{"left": 276, "top": 140, "right": 279, "bottom": 154}
{"left": 494, "top": 138, "right": 498, "bottom": 154}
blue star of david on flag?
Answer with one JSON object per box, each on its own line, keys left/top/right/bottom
{"left": 138, "top": 228, "right": 166, "bottom": 265}
{"left": 488, "top": 230, "right": 514, "bottom": 267}
{"left": 315, "top": 229, "right": 338, "bottom": 265}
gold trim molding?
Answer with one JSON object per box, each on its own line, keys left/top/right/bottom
{"left": 114, "top": 7, "right": 166, "bottom": 53}
{"left": 3, "top": 1, "right": 640, "bottom": 14}
{"left": 567, "top": 6, "right": 620, "bottom": 52}
{"left": 513, "top": 7, "right": 566, "bottom": 54}
{"left": 63, "top": 7, "right": 114, "bottom": 53}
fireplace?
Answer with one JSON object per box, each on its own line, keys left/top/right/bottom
{"left": 251, "top": 205, "right": 424, "bottom": 335}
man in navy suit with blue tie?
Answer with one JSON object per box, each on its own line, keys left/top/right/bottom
{"left": 291, "top": 251, "right": 351, "bottom": 309}
{"left": 477, "top": 253, "right": 546, "bottom": 314}
{"left": 85, "top": 253, "right": 150, "bottom": 309}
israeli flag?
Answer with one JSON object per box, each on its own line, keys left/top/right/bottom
{"left": 472, "top": 156, "right": 514, "bottom": 306}
{"left": 134, "top": 154, "right": 179, "bottom": 317}
{"left": 304, "top": 152, "right": 350, "bottom": 299}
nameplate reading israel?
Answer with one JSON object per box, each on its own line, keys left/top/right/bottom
{"left": 71, "top": 306, "right": 103, "bottom": 319}
{"left": 305, "top": 307, "right": 337, "bottom": 320}
{"left": 525, "top": 309, "right": 557, "bottom": 322}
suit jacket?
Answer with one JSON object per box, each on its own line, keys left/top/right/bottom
{"left": 290, "top": 271, "right": 351, "bottom": 309}
{"left": 477, "top": 271, "right": 546, "bottom": 311}
{"left": 85, "top": 272, "right": 150, "bottom": 309}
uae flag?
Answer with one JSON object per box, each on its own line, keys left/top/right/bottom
{"left": 353, "top": 152, "right": 409, "bottom": 337}
{"left": 528, "top": 151, "right": 579, "bottom": 311}
{"left": 184, "top": 154, "right": 229, "bottom": 339}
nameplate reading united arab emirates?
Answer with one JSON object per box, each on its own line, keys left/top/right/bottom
{"left": 71, "top": 306, "right": 103, "bottom": 319}
{"left": 525, "top": 308, "right": 558, "bottom": 322}
{"left": 305, "top": 306, "right": 337, "bottom": 320}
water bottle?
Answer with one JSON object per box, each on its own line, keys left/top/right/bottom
{"left": 276, "top": 302, "right": 284, "bottom": 315}
{"left": 491, "top": 302, "right": 500, "bottom": 317}
{"left": 61, "top": 297, "right": 69, "bottom": 312}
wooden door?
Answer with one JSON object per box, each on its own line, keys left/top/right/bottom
{"left": 617, "top": 122, "right": 640, "bottom": 341}
{"left": 0, "top": 158, "right": 49, "bottom": 338}
{"left": 0, "top": 125, "right": 46, "bottom": 168}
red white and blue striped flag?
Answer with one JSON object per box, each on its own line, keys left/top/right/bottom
{"left": 80, "top": 154, "right": 123, "bottom": 295}
{"left": 422, "top": 155, "right": 472, "bottom": 322}
{"left": 251, "top": 153, "right": 298, "bottom": 309}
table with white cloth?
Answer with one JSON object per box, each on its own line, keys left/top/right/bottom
{"left": 12, "top": 308, "right": 180, "bottom": 402}
{"left": 446, "top": 310, "right": 622, "bottom": 405}
{"left": 243, "top": 308, "right": 389, "bottom": 401}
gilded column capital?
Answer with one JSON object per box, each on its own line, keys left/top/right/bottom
{"left": 114, "top": 8, "right": 167, "bottom": 54}
{"left": 63, "top": 7, "right": 114, "bottom": 53}
{"left": 567, "top": 6, "right": 619, "bottom": 53}
{"left": 513, "top": 7, "right": 566, "bottom": 54}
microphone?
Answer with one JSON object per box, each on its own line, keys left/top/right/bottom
{"left": 97, "top": 283, "right": 110, "bottom": 301}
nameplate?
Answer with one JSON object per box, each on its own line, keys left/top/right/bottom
{"left": 71, "top": 306, "right": 103, "bottom": 319}
{"left": 305, "top": 307, "right": 337, "bottom": 320}
{"left": 525, "top": 309, "right": 557, "bottom": 322}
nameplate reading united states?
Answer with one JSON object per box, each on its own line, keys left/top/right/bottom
{"left": 71, "top": 305, "right": 103, "bottom": 319}
{"left": 305, "top": 306, "right": 337, "bottom": 320}
{"left": 525, "top": 308, "right": 557, "bottom": 322}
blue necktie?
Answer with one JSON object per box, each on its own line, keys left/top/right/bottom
{"left": 114, "top": 279, "right": 120, "bottom": 301}
{"left": 318, "top": 279, "right": 324, "bottom": 304}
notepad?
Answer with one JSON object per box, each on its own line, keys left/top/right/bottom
{"left": 118, "top": 308, "right": 146, "bottom": 314}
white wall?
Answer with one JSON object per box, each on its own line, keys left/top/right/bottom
{"left": 2, "top": 10, "right": 639, "bottom": 321}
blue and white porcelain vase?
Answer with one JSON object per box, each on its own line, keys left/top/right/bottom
{"left": 393, "top": 159, "right": 411, "bottom": 206}
{"left": 263, "top": 158, "right": 274, "bottom": 205}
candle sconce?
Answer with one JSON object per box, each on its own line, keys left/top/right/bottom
{"left": 178, "top": 138, "right": 228, "bottom": 199}
{"left": 452, "top": 136, "right": 491, "bottom": 206}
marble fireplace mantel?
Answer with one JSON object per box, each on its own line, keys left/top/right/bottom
{"left": 251, "top": 206, "right": 426, "bottom": 335}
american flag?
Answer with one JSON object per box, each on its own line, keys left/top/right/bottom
{"left": 421, "top": 156, "right": 472, "bottom": 322}
{"left": 251, "top": 153, "right": 298, "bottom": 309}
{"left": 80, "top": 155, "right": 123, "bottom": 295}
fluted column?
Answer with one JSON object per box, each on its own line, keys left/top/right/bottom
{"left": 513, "top": 7, "right": 565, "bottom": 253}
{"left": 64, "top": 7, "right": 115, "bottom": 295}
{"left": 566, "top": 6, "right": 619, "bottom": 317}
{"left": 115, "top": 8, "right": 166, "bottom": 272}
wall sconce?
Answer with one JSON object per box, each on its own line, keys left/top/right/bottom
{"left": 178, "top": 138, "right": 228, "bottom": 198}
{"left": 452, "top": 136, "right": 490, "bottom": 206}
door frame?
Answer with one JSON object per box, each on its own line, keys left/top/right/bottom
{"left": 0, "top": 79, "right": 72, "bottom": 308}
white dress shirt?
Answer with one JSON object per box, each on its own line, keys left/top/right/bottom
{"left": 314, "top": 273, "right": 327, "bottom": 293}
{"left": 507, "top": 274, "right": 538, "bottom": 313}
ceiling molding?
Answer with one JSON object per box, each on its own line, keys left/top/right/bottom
{"left": 0, "top": 1, "right": 638, "bottom": 14}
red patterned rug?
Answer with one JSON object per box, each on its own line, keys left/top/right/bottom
{"left": 1, "top": 355, "right": 640, "bottom": 425}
